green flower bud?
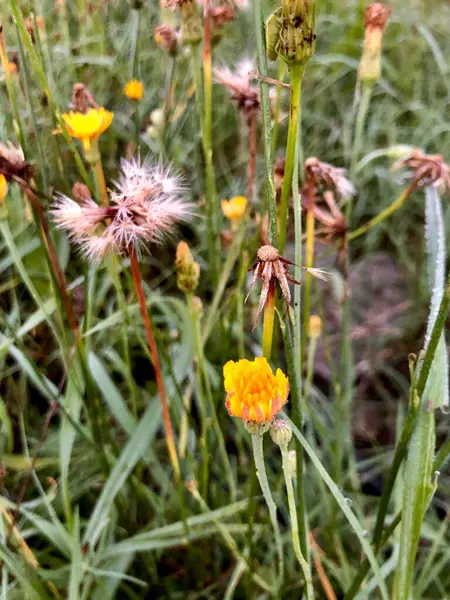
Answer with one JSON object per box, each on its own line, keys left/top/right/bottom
{"left": 269, "top": 419, "right": 293, "bottom": 448}
{"left": 244, "top": 420, "right": 272, "bottom": 436}
{"left": 180, "top": 0, "right": 202, "bottom": 45}
{"left": 176, "top": 241, "right": 200, "bottom": 293}
{"left": 266, "top": 0, "right": 316, "bottom": 65}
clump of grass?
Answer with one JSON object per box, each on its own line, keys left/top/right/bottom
{"left": 1, "top": 0, "right": 450, "bottom": 598}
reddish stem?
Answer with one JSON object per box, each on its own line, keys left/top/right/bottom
{"left": 129, "top": 248, "right": 180, "bottom": 478}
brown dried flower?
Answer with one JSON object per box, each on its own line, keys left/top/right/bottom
{"left": 364, "top": 3, "right": 392, "bottom": 31}
{"left": 0, "top": 142, "right": 34, "bottom": 183}
{"left": 214, "top": 60, "right": 260, "bottom": 119}
{"left": 154, "top": 24, "right": 179, "bottom": 55}
{"left": 247, "top": 244, "right": 328, "bottom": 325}
{"left": 70, "top": 83, "right": 98, "bottom": 114}
{"left": 394, "top": 150, "right": 450, "bottom": 193}
{"left": 305, "top": 157, "right": 355, "bottom": 199}
{"left": 359, "top": 3, "right": 391, "bottom": 82}
{"left": 211, "top": 5, "right": 236, "bottom": 29}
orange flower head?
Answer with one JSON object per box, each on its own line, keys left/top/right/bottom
{"left": 221, "top": 195, "right": 247, "bottom": 222}
{"left": 124, "top": 80, "right": 144, "bottom": 102}
{"left": 0, "top": 174, "right": 8, "bottom": 203}
{"left": 61, "top": 107, "right": 113, "bottom": 151}
{"left": 224, "top": 357, "right": 289, "bottom": 423}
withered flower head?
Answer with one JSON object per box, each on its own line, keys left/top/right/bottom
{"left": 305, "top": 157, "right": 355, "bottom": 200}
{"left": 72, "top": 182, "right": 92, "bottom": 203}
{"left": 0, "top": 142, "right": 34, "bottom": 183}
{"left": 394, "top": 150, "right": 450, "bottom": 193}
{"left": 247, "top": 244, "right": 328, "bottom": 326}
{"left": 312, "top": 191, "right": 347, "bottom": 266}
{"left": 52, "top": 157, "right": 193, "bottom": 261}
{"left": 154, "top": 24, "right": 179, "bottom": 55}
{"left": 211, "top": 5, "right": 236, "bottom": 29}
{"left": 214, "top": 60, "right": 260, "bottom": 119}
{"left": 359, "top": 3, "right": 391, "bottom": 82}
{"left": 70, "top": 83, "right": 98, "bottom": 114}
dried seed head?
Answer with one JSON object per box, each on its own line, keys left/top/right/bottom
{"left": 394, "top": 150, "right": 450, "bottom": 193}
{"left": 359, "top": 3, "right": 391, "bottom": 82}
{"left": 52, "top": 157, "right": 193, "bottom": 261}
{"left": 257, "top": 244, "right": 279, "bottom": 262}
{"left": 70, "top": 83, "right": 98, "bottom": 114}
{"left": 154, "top": 24, "right": 179, "bottom": 55}
{"left": 214, "top": 60, "right": 260, "bottom": 118}
{"left": 0, "top": 142, "right": 34, "bottom": 183}
{"left": 305, "top": 157, "right": 355, "bottom": 199}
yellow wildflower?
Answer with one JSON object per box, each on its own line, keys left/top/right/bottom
{"left": 223, "top": 357, "right": 289, "bottom": 423}
{"left": 221, "top": 196, "right": 247, "bottom": 222}
{"left": 0, "top": 175, "right": 8, "bottom": 203}
{"left": 61, "top": 107, "right": 113, "bottom": 151}
{"left": 124, "top": 80, "right": 144, "bottom": 102}
{"left": 5, "top": 61, "right": 17, "bottom": 74}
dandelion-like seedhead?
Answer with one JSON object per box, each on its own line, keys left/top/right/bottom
{"left": 305, "top": 157, "right": 355, "bottom": 200}
{"left": 52, "top": 157, "right": 192, "bottom": 261}
{"left": 394, "top": 150, "right": 450, "bottom": 193}
{"left": 214, "top": 60, "right": 260, "bottom": 118}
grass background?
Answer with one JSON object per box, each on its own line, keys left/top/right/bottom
{"left": 0, "top": 0, "right": 450, "bottom": 598}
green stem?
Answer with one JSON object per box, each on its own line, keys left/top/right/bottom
{"left": 271, "top": 61, "right": 286, "bottom": 154}
{"left": 348, "top": 182, "right": 417, "bottom": 241}
{"left": 251, "top": 433, "right": 284, "bottom": 586}
{"left": 262, "top": 283, "right": 276, "bottom": 360}
{"left": 253, "top": 0, "right": 278, "bottom": 247}
{"left": 279, "top": 64, "right": 303, "bottom": 253}
{"left": 350, "top": 83, "right": 373, "bottom": 180}
{"left": 280, "top": 445, "right": 314, "bottom": 600}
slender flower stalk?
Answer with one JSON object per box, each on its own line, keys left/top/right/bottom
{"left": 271, "top": 420, "right": 314, "bottom": 599}
{"left": 262, "top": 282, "right": 276, "bottom": 359}
{"left": 130, "top": 247, "right": 180, "bottom": 478}
{"left": 279, "top": 64, "right": 303, "bottom": 252}
{"left": 302, "top": 174, "right": 316, "bottom": 353}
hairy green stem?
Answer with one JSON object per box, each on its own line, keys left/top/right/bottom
{"left": 253, "top": 0, "right": 278, "bottom": 247}
{"left": 251, "top": 433, "right": 284, "bottom": 586}
{"left": 279, "top": 64, "right": 304, "bottom": 253}
{"left": 280, "top": 445, "right": 314, "bottom": 600}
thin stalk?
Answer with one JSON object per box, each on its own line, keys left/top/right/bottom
{"left": 0, "top": 27, "right": 25, "bottom": 151}
{"left": 350, "top": 83, "right": 373, "bottom": 178}
{"left": 251, "top": 433, "right": 284, "bottom": 585}
{"left": 279, "top": 64, "right": 304, "bottom": 253}
{"left": 348, "top": 182, "right": 417, "bottom": 241}
{"left": 301, "top": 176, "right": 315, "bottom": 357}
{"left": 188, "top": 293, "right": 236, "bottom": 499}
{"left": 253, "top": 0, "right": 278, "bottom": 246}
{"left": 262, "top": 282, "right": 276, "bottom": 360}
{"left": 129, "top": 248, "right": 181, "bottom": 479}
{"left": 271, "top": 61, "right": 286, "bottom": 154}
{"left": 280, "top": 445, "right": 314, "bottom": 600}
{"left": 247, "top": 112, "right": 257, "bottom": 203}
{"left": 92, "top": 152, "right": 109, "bottom": 206}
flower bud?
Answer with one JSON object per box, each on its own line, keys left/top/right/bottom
{"left": 308, "top": 315, "right": 322, "bottom": 340}
{"left": 269, "top": 419, "right": 293, "bottom": 448}
{"left": 359, "top": 3, "right": 391, "bottom": 83}
{"left": 266, "top": 0, "right": 316, "bottom": 65}
{"left": 180, "top": 0, "right": 202, "bottom": 45}
{"left": 176, "top": 241, "right": 200, "bottom": 293}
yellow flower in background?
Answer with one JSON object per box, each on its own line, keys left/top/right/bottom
{"left": 5, "top": 61, "right": 17, "bottom": 74}
{"left": 308, "top": 315, "right": 322, "bottom": 339}
{"left": 124, "top": 80, "right": 144, "bottom": 101}
{"left": 61, "top": 107, "right": 113, "bottom": 151}
{"left": 221, "top": 196, "right": 247, "bottom": 222}
{"left": 223, "top": 357, "right": 289, "bottom": 423}
{"left": 0, "top": 174, "right": 8, "bottom": 203}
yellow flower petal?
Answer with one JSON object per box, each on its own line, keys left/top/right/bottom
{"left": 0, "top": 174, "right": 8, "bottom": 203}
{"left": 61, "top": 107, "right": 114, "bottom": 148}
{"left": 223, "top": 357, "right": 289, "bottom": 423}
{"left": 124, "top": 80, "right": 144, "bottom": 102}
{"left": 221, "top": 196, "right": 248, "bottom": 221}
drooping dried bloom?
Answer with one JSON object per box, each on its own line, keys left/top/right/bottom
{"left": 247, "top": 244, "right": 328, "bottom": 325}
{"left": 359, "top": 3, "right": 391, "bottom": 83}
{"left": 124, "top": 80, "right": 144, "bottom": 102}
{"left": 70, "top": 83, "right": 98, "bottom": 113}
{"left": 154, "top": 25, "right": 179, "bottom": 55}
{"left": 221, "top": 195, "right": 247, "bottom": 222}
{"left": 211, "top": 5, "right": 236, "bottom": 32}
{"left": 0, "top": 142, "right": 34, "bottom": 183}
{"left": 214, "top": 60, "right": 260, "bottom": 119}
{"left": 52, "top": 157, "right": 192, "bottom": 261}
{"left": 61, "top": 107, "right": 113, "bottom": 152}
{"left": 394, "top": 150, "right": 450, "bottom": 193}
{"left": 312, "top": 190, "right": 347, "bottom": 250}
{"left": 176, "top": 241, "right": 200, "bottom": 293}
{"left": 305, "top": 157, "right": 355, "bottom": 200}
{"left": 0, "top": 174, "right": 7, "bottom": 203}
{"left": 224, "top": 357, "right": 289, "bottom": 423}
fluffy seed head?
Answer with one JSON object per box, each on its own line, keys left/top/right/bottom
{"left": 52, "top": 157, "right": 192, "bottom": 261}
{"left": 214, "top": 60, "right": 260, "bottom": 118}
